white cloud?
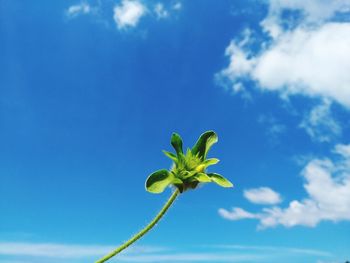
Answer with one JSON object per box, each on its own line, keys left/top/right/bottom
{"left": 299, "top": 100, "right": 341, "bottom": 142}
{"left": 253, "top": 23, "right": 350, "bottom": 107}
{"left": 0, "top": 242, "right": 163, "bottom": 258}
{"left": 212, "top": 244, "right": 331, "bottom": 257}
{"left": 172, "top": 2, "right": 182, "bottom": 11}
{"left": 0, "top": 241, "right": 263, "bottom": 262}
{"left": 334, "top": 144, "right": 350, "bottom": 159}
{"left": 215, "top": 29, "right": 255, "bottom": 100}
{"left": 267, "top": 0, "right": 350, "bottom": 22}
{"left": 261, "top": 0, "right": 350, "bottom": 38}
{"left": 219, "top": 207, "right": 260, "bottom": 220}
{"left": 218, "top": 23, "right": 350, "bottom": 108}
{"left": 222, "top": 42, "right": 254, "bottom": 79}
{"left": 66, "top": 2, "right": 91, "bottom": 18}
{"left": 66, "top": 0, "right": 182, "bottom": 30}
{"left": 118, "top": 253, "right": 261, "bottom": 262}
{"left": 0, "top": 241, "right": 332, "bottom": 262}
{"left": 244, "top": 187, "right": 282, "bottom": 205}
{"left": 217, "top": 29, "right": 254, "bottom": 82}
{"left": 258, "top": 114, "right": 286, "bottom": 138}
{"left": 113, "top": 0, "right": 147, "bottom": 29}
{"left": 219, "top": 144, "right": 350, "bottom": 228}
{"left": 217, "top": 1, "right": 350, "bottom": 109}
{"left": 232, "top": 82, "right": 252, "bottom": 101}
{"left": 154, "top": 3, "right": 168, "bottom": 19}
{"left": 0, "top": 242, "right": 113, "bottom": 258}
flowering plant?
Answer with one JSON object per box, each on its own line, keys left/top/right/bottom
{"left": 146, "top": 131, "right": 232, "bottom": 193}
{"left": 96, "top": 131, "right": 233, "bottom": 263}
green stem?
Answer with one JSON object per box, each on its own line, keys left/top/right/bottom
{"left": 95, "top": 189, "right": 180, "bottom": 263}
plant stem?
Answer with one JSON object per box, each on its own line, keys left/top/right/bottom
{"left": 95, "top": 189, "right": 180, "bottom": 263}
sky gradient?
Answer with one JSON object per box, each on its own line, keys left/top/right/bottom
{"left": 1, "top": 1, "right": 350, "bottom": 262}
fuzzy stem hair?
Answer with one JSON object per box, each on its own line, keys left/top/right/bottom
{"left": 95, "top": 189, "right": 180, "bottom": 263}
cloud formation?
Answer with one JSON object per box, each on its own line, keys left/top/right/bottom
{"left": 257, "top": 114, "right": 286, "bottom": 142}
{"left": 0, "top": 242, "right": 113, "bottom": 258}
{"left": 172, "top": 2, "right": 182, "bottom": 11}
{"left": 65, "top": 1, "right": 182, "bottom": 31}
{"left": 0, "top": 242, "right": 162, "bottom": 258}
{"left": 219, "top": 144, "right": 350, "bottom": 228}
{"left": 217, "top": 0, "right": 350, "bottom": 109}
{"left": 262, "top": 0, "right": 350, "bottom": 36}
{"left": 0, "top": 241, "right": 330, "bottom": 262}
{"left": 154, "top": 3, "right": 169, "bottom": 19}
{"left": 243, "top": 187, "right": 282, "bottom": 205}
{"left": 113, "top": 0, "right": 147, "bottom": 29}
{"left": 299, "top": 100, "right": 342, "bottom": 142}
{"left": 66, "top": 2, "right": 91, "bottom": 18}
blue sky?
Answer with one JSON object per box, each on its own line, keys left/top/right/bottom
{"left": 1, "top": 0, "right": 350, "bottom": 262}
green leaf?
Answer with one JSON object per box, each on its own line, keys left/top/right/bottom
{"left": 171, "top": 133, "right": 184, "bottom": 156}
{"left": 203, "top": 158, "right": 219, "bottom": 167}
{"left": 191, "top": 131, "right": 218, "bottom": 160}
{"left": 163, "top": 150, "right": 178, "bottom": 163}
{"left": 195, "top": 172, "right": 212, "bottom": 183}
{"left": 145, "top": 169, "right": 173, "bottom": 193}
{"left": 207, "top": 173, "right": 233, "bottom": 188}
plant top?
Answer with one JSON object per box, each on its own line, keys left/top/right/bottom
{"left": 146, "top": 130, "right": 233, "bottom": 193}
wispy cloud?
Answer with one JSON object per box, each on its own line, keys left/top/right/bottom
{"left": 172, "top": 2, "right": 182, "bottom": 11}
{"left": 219, "top": 207, "right": 260, "bottom": 220}
{"left": 0, "top": 241, "right": 262, "bottom": 262}
{"left": 261, "top": 0, "right": 350, "bottom": 37}
{"left": 219, "top": 143, "right": 350, "bottom": 228}
{"left": 0, "top": 242, "right": 164, "bottom": 258}
{"left": 209, "top": 244, "right": 332, "bottom": 257}
{"left": 0, "top": 241, "right": 334, "bottom": 262}
{"left": 299, "top": 100, "right": 342, "bottom": 143}
{"left": 65, "top": 2, "right": 92, "bottom": 18}
{"left": 118, "top": 253, "right": 262, "bottom": 262}
{"left": 154, "top": 3, "right": 169, "bottom": 19}
{"left": 65, "top": 0, "right": 183, "bottom": 31}
{"left": 257, "top": 114, "right": 286, "bottom": 142}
